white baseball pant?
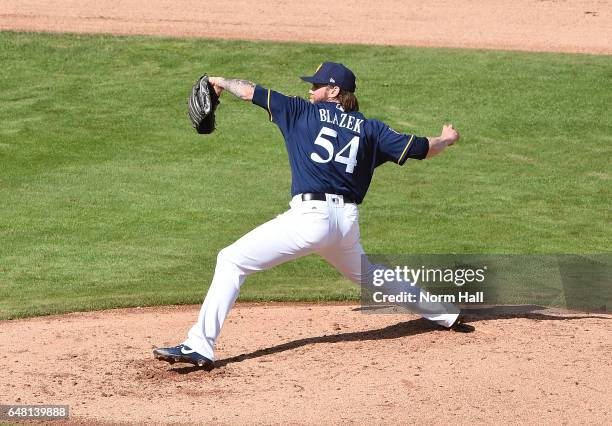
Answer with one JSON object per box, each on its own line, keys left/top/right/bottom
{"left": 183, "top": 194, "right": 459, "bottom": 360}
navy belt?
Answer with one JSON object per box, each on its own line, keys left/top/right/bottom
{"left": 301, "top": 193, "right": 356, "bottom": 204}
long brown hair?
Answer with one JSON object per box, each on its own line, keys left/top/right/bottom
{"left": 336, "top": 89, "right": 359, "bottom": 113}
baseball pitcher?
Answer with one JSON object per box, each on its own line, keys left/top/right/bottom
{"left": 154, "top": 62, "right": 471, "bottom": 370}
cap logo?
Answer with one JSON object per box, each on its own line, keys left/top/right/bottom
{"left": 329, "top": 78, "right": 335, "bottom": 83}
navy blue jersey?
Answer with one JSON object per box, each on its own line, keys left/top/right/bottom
{"left": 252, "top": 85, "right": 429, "bottom": 204}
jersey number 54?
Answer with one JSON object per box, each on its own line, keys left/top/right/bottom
{"left": 310, "top": 126, "right": 360, "bottom": 174}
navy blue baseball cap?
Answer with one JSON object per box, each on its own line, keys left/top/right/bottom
{"left": 300, "top": 62, "right": 357, "bottom": 93}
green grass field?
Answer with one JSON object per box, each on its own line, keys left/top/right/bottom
{"left": 0, "top": 31, "right": 610, "bottom": 319}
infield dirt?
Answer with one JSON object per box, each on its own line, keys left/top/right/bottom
{"left": 0, "top": 1, "right": 611, "bottom": 424}
{"left": 1, "top": 0, "right": 611, "bottom": 54}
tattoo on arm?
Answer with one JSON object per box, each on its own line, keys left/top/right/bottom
{"left": 218, "top": 78, "right": 255, "bottom": 101}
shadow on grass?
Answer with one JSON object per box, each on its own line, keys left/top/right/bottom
{"left": 170, "top": 304, "right": 609, "bottom": 374}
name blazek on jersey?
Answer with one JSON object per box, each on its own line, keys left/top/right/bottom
{"left": 252, "top": 86, "right": 430, "bottom": 204}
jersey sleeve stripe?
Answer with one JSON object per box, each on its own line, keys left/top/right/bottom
{"left": 397, "top": 134, "right": 415, "bottom": 164}
{"left": 266, "top": 89, "right": 273, "bottom": 122}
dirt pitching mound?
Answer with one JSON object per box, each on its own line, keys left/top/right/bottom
{"left": 1, "top": 304, "right": 610, "bottom": 424}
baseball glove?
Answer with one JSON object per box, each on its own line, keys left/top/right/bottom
{"left": 187, "top": 74, "right": 220, "bottom": 134}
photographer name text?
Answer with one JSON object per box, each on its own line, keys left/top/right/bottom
{"left": 372, "top": 291, "right": 484, "bottom": 304}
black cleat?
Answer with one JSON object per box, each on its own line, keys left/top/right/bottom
{"left": 449, "top": 314, "right": 475, "bottom": 333}
{"left": 153, "top": 344, "right": 214, "bottom": 370}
